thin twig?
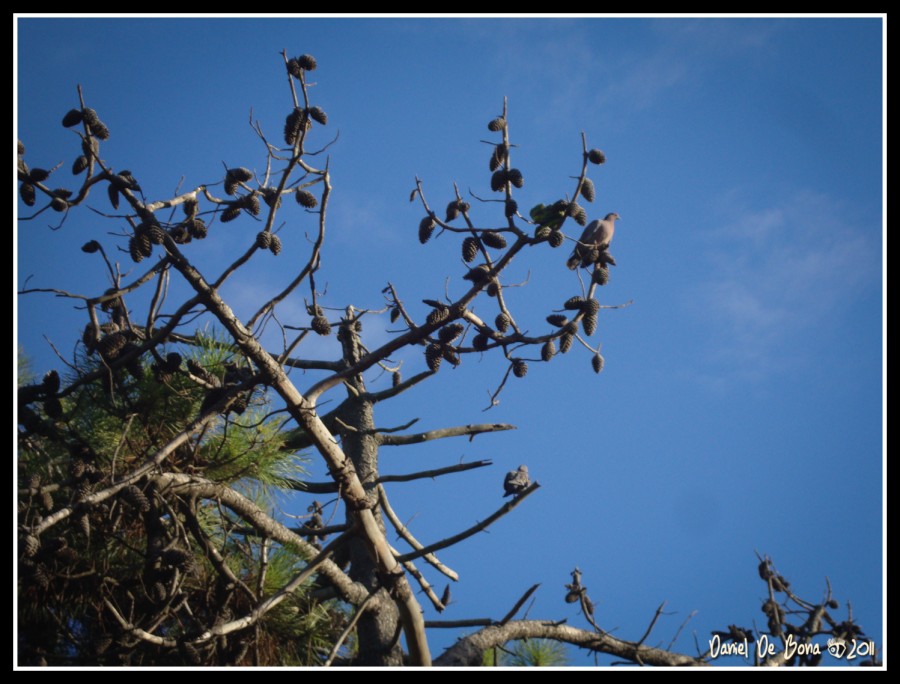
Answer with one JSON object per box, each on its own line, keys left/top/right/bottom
{"left": 378, "top": 423, "right": 515, "bottom": 446}
{"left": 395, "top": 482, "right": 540, "bottom": 563}
{"left": 499, "top": 584, "right": 541, "bottom": 625}
{"left": 323, "top": 593, "right": 374, "bottom": 666}
{"left": 635, "top": 601, "right": 668, "bottom": 646}
{"left": 425, "top": 618, "right": 493, "bottom": 628}
{"left": 379, "top": 484, "right": 458, "bottom": 581}
{"left": 667, "top": 610, "right": 698, "bottom": 652}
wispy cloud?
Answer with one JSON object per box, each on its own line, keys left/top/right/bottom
{"left": 686, "top": 189, "right": 880, "bottom": 386}
{"left": 469, "top": 18, "right": 782, "bottom": 126}
{"left": 598, "top": 19, "right": 781, "bottom": 112}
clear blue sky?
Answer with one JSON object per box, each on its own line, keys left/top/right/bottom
{"left": 15, "top": 16, "right": 884, "bottom": 666}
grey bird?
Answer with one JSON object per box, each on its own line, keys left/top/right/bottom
{"left": 566, "top": 212, "right": 620, "bottom": 270}
{"left": 503, "top": 465, "right": 530, "bottom": 497}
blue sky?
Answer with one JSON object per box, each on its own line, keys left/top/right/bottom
{"left": 15, "top": 17, "right": 884, "bottom": 666}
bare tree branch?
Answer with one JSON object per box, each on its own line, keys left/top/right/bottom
{"left": 396, "top": 482, "right": 540, "bottom": 563}
{"left": 434, "top": 620, "right": 707, "bottom": 667}
{"left": 283, "top": 460, "right": 492, "bottom": 495}
{"left": 378, "top": 423, "right": 516, "bottom": 446}
{"left": 392, "top": 546, "right": 446, "bottom": 612}
{"left": 499, "top": 584, "right": 540, "bottom": 625}
{"left": 377, "top": 460, "right": 492, "bottom": 484}
{"left": 365, "top": 370, "right": 435, "bottom": 403}
{"left": 192, "top": 530, "right": 355, "bottom": 642}
{"left": 324, "top": 593, "right": 374, "bottom": 667}
{"left": 426, "top": 618, "right": 493, "bottom": 629}
{"left": 636, "top": 601, "right": 669, "bottom": 646}
{"left": 151, "top": 472, "right": 367, "bottom": 606}
{"left": 379, "top": 484, "right": 458, "bottom": 582}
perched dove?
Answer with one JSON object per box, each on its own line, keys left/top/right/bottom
{"left": 566, "top": 212, "right": 620, "bottom": 270}
{"left": 503, "top": 465, "right": 530, "bottom": 497}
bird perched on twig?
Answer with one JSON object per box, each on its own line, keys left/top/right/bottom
{"left": 566, "top": 212, "right": 620, "bottom": 270}
{"left": 503, "top": 465, "right": 530, "bottom": 497}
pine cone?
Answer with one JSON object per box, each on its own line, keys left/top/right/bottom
{"left": 135, "top": 229, "right": 153, "bottom": 257}
{"left": 438, "top": 322, "right": 464, "bottom": 344}
{"left": 419, "top": 216, "right": 436, "bottom": 244}
{"left": 587, "top": 149, "right": 606, "bottom": 164}
{"left": 426, "top": 306, "right": 449, "bottom": 326}
{"left": 311, "top": 315, "right": 331, "bottom": 335}
{"left": 220, "top": 204, "right": 242, "bottom": 223}
{"left": 308, "top": 106, "right": 327, "bottom": 125}
{"left": 284, "top": 107, "right": 305, "bottom": 146}
{"left": 98, "top": 332, "right": 128, "bottom": 360}
{"left": 580, "top": 178, "right": 596, "bottom": 202}
{"left": 242, "top": 194, "right": 261, "bottom": 216}
{"left": 27, "top": 168, "right": 50, "bottom": 183}
{"left": 227, "top": 167, "right": 253, "bottom": 183}
{"left": 541, "top": 339, "right": 556, "bottom": 361}
{"left": 297, "top": 54, "right": 317, "bottom": 71}
{"left": 262, "top": 187, "right": 282, "bottom": 209}
{"left": 42, "top": 370, "right": 60, "bottom": 394}
{"left": 445, "top": 201, "right": 460, "bottom": 222}
{"left": 592, "top": 265, "right": 610, "bottom": 286}
{"left": 425, "top": 343, "right": 443, "bottom": 372}
{"left": 481, "top": 231, "right": 507, "bottom": 249}
{"left": 20, "top": 183, "right": 36, "bottom": 206}
{"left": 490, "top": 170, "right": 507, "bottom": 192}
{"left": 462, "top": 237, "right": 479, "bottom": 263}
{"left": 463, "top": 264, "right": 491, "bottom": 284}
{"left": 164, "top": 352, "right": 182, "bottom": 372}
{"left": 62, "top": 108, "right": 83, "bottom": 127}
{"left": 441, "top": 346, "right": 461, "bottom": 366}
{"left": 107, "top": 184, "right": 120, "bottom": 210}
{"left": 546, "top": 314, "right": 568, "bottom": 327}
{"left": 121, "top": 485, "right": 151, "bottom": 513}
{"left": 89, "top": 120, "right": 110, "bottom": 140}
{"left": 126, "top": 238, "right": 143, "bottom": 266}
{"left": 146, "top": 225, "right": 166, "bottom": 245}
{"left": 296, "top": 189, "right": 318, "bottom": 208}
{"left": 170, "top": 224, "right": 192, "bottom": 244}
{"left": 23, "top": 534, "right": 40, "bottom": 558}
{"left": 72, "top": 155, "right": 89, "bottom": 175}
{"left": 563, "top": 296, "right": 586, "bottom": 311}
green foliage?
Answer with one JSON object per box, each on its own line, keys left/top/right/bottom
{"left": 18, "top": 346, "right": 34, "bottom": 386}
{"left": 480, "top": 639, "right": 568, "bottom": 667}
{"left": 16, "top": 330, "right": 342, "bottom": 666}
{"left": 503, "top": 639, "right": 569, "bottom": 667}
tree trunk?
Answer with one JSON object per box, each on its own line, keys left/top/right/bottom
{"left": 338, "top": 315, "right": 403, "bottom": 666}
